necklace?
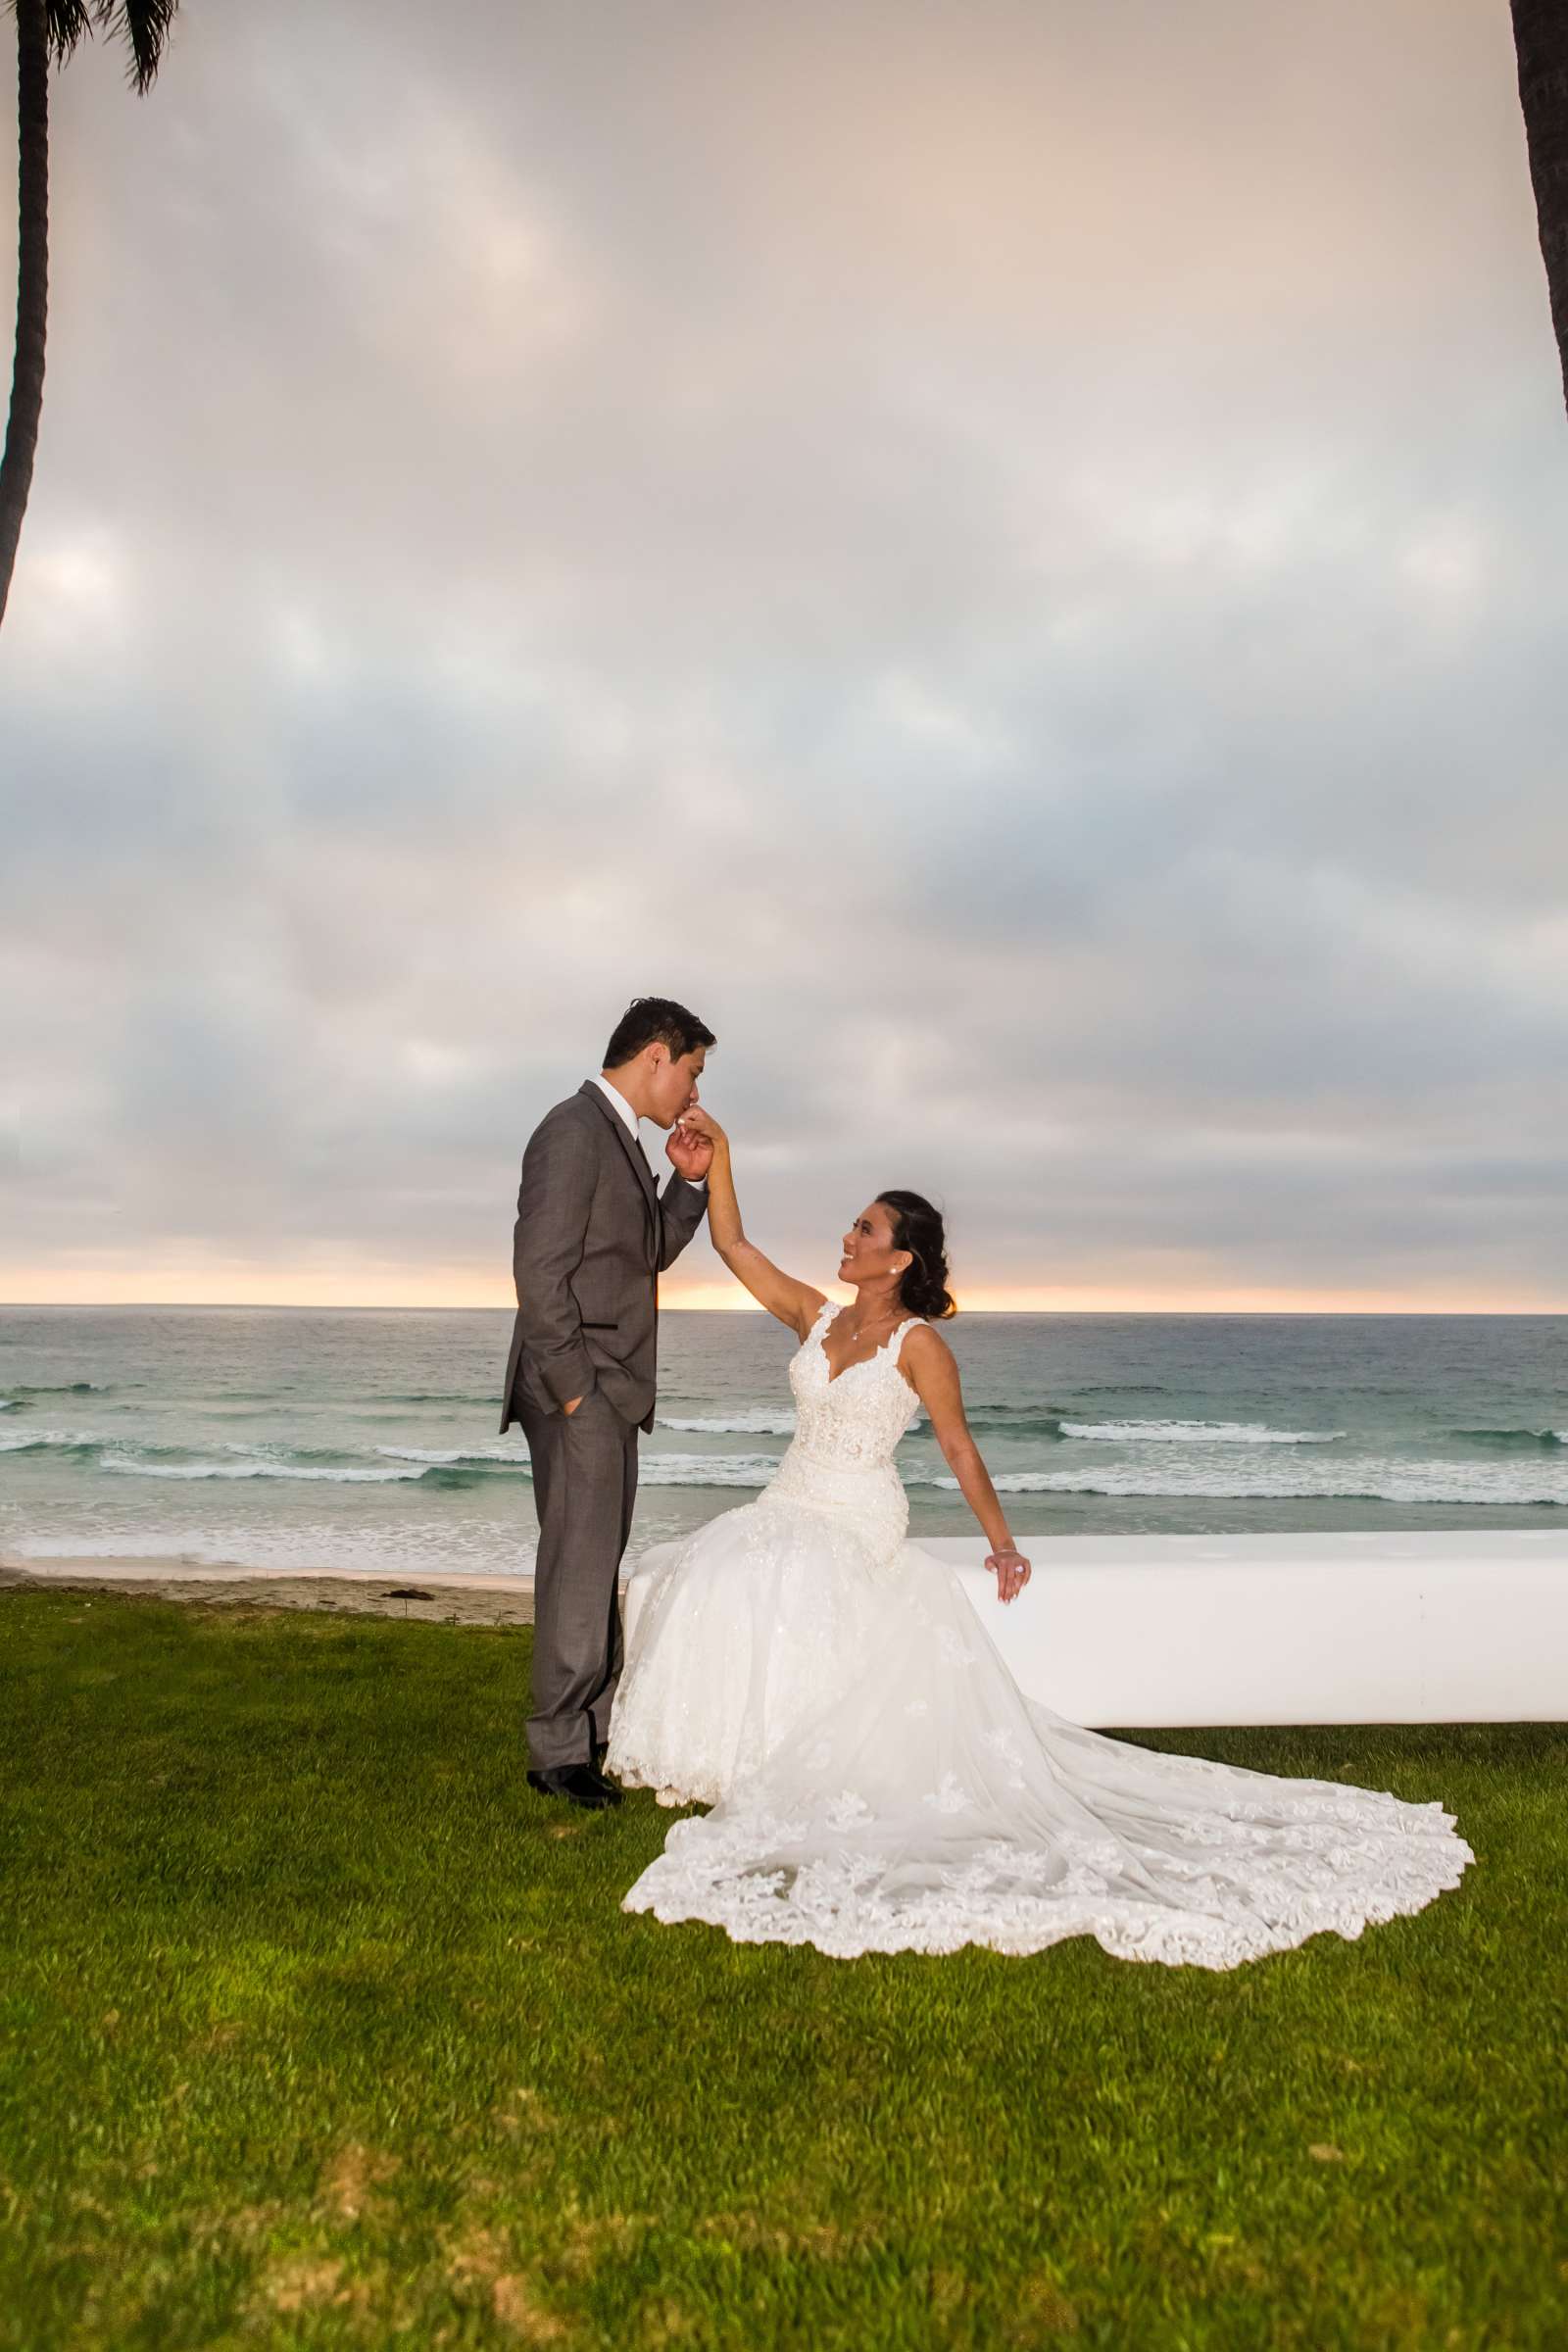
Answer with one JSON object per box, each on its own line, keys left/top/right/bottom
{"left": 836, "top": 1305, "right": 902, "bottom": 1349}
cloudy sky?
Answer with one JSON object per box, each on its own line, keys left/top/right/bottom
{"left": 2, "top": 0, "right": 1565, "bottom": 1311}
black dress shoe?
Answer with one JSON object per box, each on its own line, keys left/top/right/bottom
{"left": 526, "top": 1764, "right": 621, "bottom": 1811}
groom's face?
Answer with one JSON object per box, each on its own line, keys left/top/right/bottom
{"left": 647, "top": 1045, "right": 707, "bottom": 1129}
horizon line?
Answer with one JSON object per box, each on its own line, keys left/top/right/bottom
{"left": 2, "top": 1298, "right": 1563, "bottom": 1319}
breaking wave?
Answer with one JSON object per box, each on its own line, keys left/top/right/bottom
{"left": 376, "top": 1444, "right": 532, "bottom": 1469}
{"left": 1449, "top": 1426, "right": 1565, "bottom": 1450}
{"left": 0, "top": 1428, "right": 99, "bottom": 1456}
{"left": 100, "top": 1451, "right": 426, "bottom": 1485}
{"left": 1057, "top": 1418, "right": 1346, "bottom": 1445}
{"left": 916, "top": 1456, "right": 1568, "bottom": 1506}
{"left": 639, "top": 1452, "right": 787, "bottom": 1489}
{"left": 657, "top": 1410, "right": 799, "bottom": 1436}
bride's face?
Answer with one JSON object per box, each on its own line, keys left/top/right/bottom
{"left": 839, "top": 1200, "right": 908, "bottom": 1289}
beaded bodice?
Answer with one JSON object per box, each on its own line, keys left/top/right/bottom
{"left": 785, "top": 1298, "right": 927, "bottom": 1470}
{"left": 740, "top": 1298, "right": 929, "bottom": 1574}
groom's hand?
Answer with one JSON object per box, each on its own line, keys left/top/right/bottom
{"left": 665, "top": 1121, "right": 714, "bottom": 1183}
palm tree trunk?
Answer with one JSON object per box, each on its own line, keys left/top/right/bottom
{"left": 0, "top": 0, "right": 48, "bottom": 628}
{"left": 1511, "top": 0, "right": 1568, "bottom": 416}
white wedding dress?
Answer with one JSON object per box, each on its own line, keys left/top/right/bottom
{"left": 606, "top": 1300, "right": 1474, "bottom": 1967}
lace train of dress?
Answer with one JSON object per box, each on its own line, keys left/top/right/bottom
{"left": 607, "top": 1302, "right": 1474, "bottom": 1968}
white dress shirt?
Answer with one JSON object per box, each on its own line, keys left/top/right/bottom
{"left": 589, "top": 1075, "right": 707, "bottom": 1191}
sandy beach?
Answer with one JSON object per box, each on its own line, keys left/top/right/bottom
{"left": 0, "top": 1555, "right": 538, "bottom": 1626}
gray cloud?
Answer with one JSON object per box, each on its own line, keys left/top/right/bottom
{"left": 1, "top": 0, "right": 1565, "bottom": 1305}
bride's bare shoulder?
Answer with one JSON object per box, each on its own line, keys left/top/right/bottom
{"left": 899, "top": 1321, "right": 956, "bottom": 1382}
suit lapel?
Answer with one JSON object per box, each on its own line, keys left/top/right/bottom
{"left": 579, "top": 1080, "right": 659, "bottom": 1237}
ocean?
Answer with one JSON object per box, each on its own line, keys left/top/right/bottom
{"left": 1, "top": 1306, "right": 1564, "bottom": 1579}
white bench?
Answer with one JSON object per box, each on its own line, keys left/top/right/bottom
{"left": 623, "top": 1529, "right": 1568, "bottom": 1726}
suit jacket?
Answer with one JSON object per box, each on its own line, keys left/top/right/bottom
{"left": 500, "top": 1081, "right": 709, "bottom": 1437}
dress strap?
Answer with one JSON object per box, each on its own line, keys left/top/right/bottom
{"left": 887, "top": 1316, "right": 926, "bottom": 1363}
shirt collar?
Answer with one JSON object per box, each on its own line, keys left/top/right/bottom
{"left": 589, "top": 1072, "right": 641, "bottom": 1142}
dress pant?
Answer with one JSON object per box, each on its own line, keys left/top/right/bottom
{"left": 517, "top": 1385, "right": 639, "bottom": 1770}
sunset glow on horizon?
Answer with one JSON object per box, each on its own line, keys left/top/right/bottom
{"left": 1, "top": 1268, "right": 1559, "bottom": 1317}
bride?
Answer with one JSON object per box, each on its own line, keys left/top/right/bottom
{"left": 605, "top": 1114, "right": 1474, "bottom": 1968}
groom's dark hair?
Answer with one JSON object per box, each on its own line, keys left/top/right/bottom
{"left": 603, "top": 996, "right": 716, "bottom": 1069}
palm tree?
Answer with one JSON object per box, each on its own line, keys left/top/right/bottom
{"left": 1511, "top": 0, "right": 1568, "bottom": 415}
{"left": 0, "top": 1, "right": 177, "bottom": 627}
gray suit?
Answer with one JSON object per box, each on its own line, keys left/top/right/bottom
{"left": 501, "top": 1081, "right": 709, "bottom": 1768}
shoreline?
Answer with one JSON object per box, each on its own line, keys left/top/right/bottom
{"left": 0, "top": 1555, "right": 539, "bottom": 1626}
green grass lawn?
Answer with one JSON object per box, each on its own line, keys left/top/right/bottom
{"left": 2, "top": 1590, "right": 1564, "bottom": 2350}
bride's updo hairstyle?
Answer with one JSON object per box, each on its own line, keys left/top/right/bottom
{"left": 876, "top": 1191, "right": 956, "bottom": 1321}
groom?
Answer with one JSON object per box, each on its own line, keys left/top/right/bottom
{"left": 501, "top": 997, "right": 716, "bottom": 1810}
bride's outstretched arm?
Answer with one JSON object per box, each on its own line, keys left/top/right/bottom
{"left": 902, "top": 1330, "right": 1033, "bottom": 1604}
{"left": 676, "top": 1109, "right": 826, "bottom": 1338}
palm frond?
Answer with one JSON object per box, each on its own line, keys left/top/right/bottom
{"left": 15, "top": 0, "right": 177, "bottom": 83}
{"left": 43, "top": 1, "right": 95, "bottom": 65}
{"left": 93, "top": 0, "right": 179, "bottom": 94}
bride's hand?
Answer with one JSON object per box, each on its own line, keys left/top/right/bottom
{"left": 677, "top": 1106, "right": 727, "bottom": 1152}
{"left": 986, "top": 1546, "right": 1032, "bottom": 1604}
{"left": 671, "top": 1106, "right": 727, "bottom": 1178}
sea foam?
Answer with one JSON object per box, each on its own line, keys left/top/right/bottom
{"left": 919, "top": 1456, "right": 1568, "bottom": 1506}
{"left": 1058, "top": 1418, "right": 1345, "bottom": 1445}
{"left": 376, "top": 1444, "right": 533, "bottom": 1468}
{"left": 100, "top": 1452, "right": 425, "bottom": 1484}
{"left": 639, "top": 1452, "right": 786, "bottom": 1488}
{"left": 658, "top": 1410, "right": 799, "bottom": 1436}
